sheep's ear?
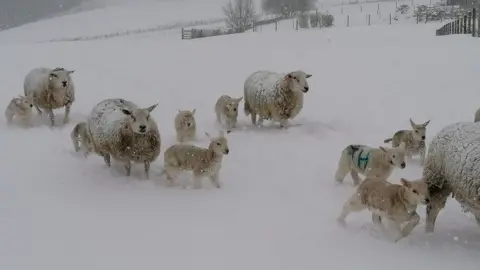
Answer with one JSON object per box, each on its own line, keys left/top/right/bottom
{"left": 68, "top": 70, "right": 75, "bottom": 74}
{"left": 410, "top": 118, "right": 416, "bottom": 128}
{"left": 306, "top": 74, "right": 312, "bottom": 78}
{"left": 423, "top": 120, "right": 431, "bottom": 127}
{"left": 400, "top": 178, "right": 411, "bottom": 187}
{"left": 235, "top": 96, "right": 243, "bottom": 103}
{"left": 379, "top": 146, "right": 388, "bottom": 153}
{"left": 191, "top": 108, "right": 196, "bottom": 115}
{"left": 284, "top": 73, "right": 292, "bottom": 80}
{"left": 205, "top": 132, "right": 212, "bottom": 139}
{"left": 146, "top": 103, "right": 158, "bottom": 113}
{"left": 121, "top": 109, "right": 132, "bottom": 115}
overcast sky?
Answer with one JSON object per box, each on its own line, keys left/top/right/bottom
{"left": 0, "top": 0, "right": 85, "bottom": 30}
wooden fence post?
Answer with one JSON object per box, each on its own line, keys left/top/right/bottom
{"left": 463, "top": 15, "right": 467, "bottom": 33}
{"left": 347, "top": 15, "right": 350, "bottom": 27}
{"left": 389, "top": 13, "right": 392, "bottom": 24}
{"left": 296, "top": 20, "right": 299, "bottom": 30}
{"left": 368, "top": 14, "right": 371, "bottom": 26}
{"left": 468, "top": 12, "right": 472, "bottom": 34}
{"left": 181, "top": 28, "right": 184, "bottom": 39}
{"left": 473, "top": 8, "right": 477, "bottom": 37}
{"left": 275, "top": 21, "right": 278, "bottom": 31}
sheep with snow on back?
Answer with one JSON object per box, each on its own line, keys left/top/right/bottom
{"left": 423, "top": 121, "right": 480, "bottom": 232}
{"left": 243, "top": 70, "right": 312, "bottom": 128}
{"left": 384, "top": 118, "right": 430, "bottom": 166}
{"left": 214, "top": 95, "right": 243, "bottom": 133}
{"left": 87, "top": 98, "right": 161, "bottom": 179}
{"left": 337, "top": 177, "right": 430, "bottom": 242}
{"left": 162, "top": 131, "right": 229, "bottom": 189}
{"left": 24, "top": 67, "right": 75, "bottom": 126}
{"left": 174, "top": 109, "right": 197, "bottom": 142}
{"left": 5, "top": 93, "right": 34, "bottom": 126}
{"left": 71, "top": 121, "right": 94, "bottom": 158}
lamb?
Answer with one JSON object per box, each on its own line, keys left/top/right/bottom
{"left": 174, "top": 109, "right": 197, "bottom": 142}
{"left": 161, "top": 131, "right": 229, "bottom": 189}
{"left": 474, "top": 108, "right": 480, "bottom": 122}
{"left": 214, "top": 95, "right": 243, "bottom": 133}
{"left": 422, "top": 121, "right": 480, "bottom": 232}
{"left": 87, "top": 98, "right": 161, "bottom": 179}
{"left": 24, "top": 67, "right": 75, "bottom": 126}
{"left": 384, "top": 118, "right": 430, "bottom": 166}
{"left": 243, "top": 70, "right": 312, "bottom": 128}
{"left": 71, "top": 122, "right": 93, "bottom": 157}
{"left": 334, "top": 142, "right": 407, "bottom": 186}
{"left": 337, "top": 177, "right": 430, "bottom": 242}
{"left": 5, "top": 93, "right": 34, "bottom": 126}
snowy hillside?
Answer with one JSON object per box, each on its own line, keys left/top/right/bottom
{"left": 1, "top": 1, "right": 480, "bottom": 269}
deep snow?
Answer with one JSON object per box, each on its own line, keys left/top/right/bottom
{"left": 1, "top": 2, "right": 480, "bottom": 269}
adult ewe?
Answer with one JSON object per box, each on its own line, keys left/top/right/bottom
{"left": 87, "top": 98, "right": 161, "bottom": 179}
{"left": 243, "top": 70, "right": 312, "bottom": 128}
{"left": 423, "top": 121, "right": 480, "bottom": 232}
{"left": 24, "top": 67, "right": 75, "bottom": 126}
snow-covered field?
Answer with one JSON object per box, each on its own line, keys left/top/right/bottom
{"left": 1, "top": 0, "right": 480, "bottom": 269}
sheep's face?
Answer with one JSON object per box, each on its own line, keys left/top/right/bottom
{"left": 410, "top": 118, "right": 430, "bottom": 141}
{"left": 178, "top": 109, "right": 196, "bottom": 129}
{"left": 224, "top": 97, "right": 243, "bottom": 118}
{"left": 400, "top": 178, "right": 430, "bottom": 205}
{"left": 15, "top": 93, "right": 34, "bottom": 110}
{"left": 379, "top": 142, "right": 406, "bottom": 169}
{"left": 285, "top": 70, "right": 312, "bottom": 93}
{"left": 206, "top": 131, "right": 229, "bottom": 155}
{"left": 49, "top": 68, "right": 75, "bottom": 89}
{"left": 122, "top": 103, "right": 158, "bottom": 134}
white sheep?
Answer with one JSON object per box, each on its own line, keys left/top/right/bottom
{"left": 87, "top": 98, "right": 161, "bottom": 179}
{"left": 214, "top": 95, "right": 243, "bottom": 133}
{"left": 5, "top": 93, "right": 34, "bottom": 126}
{"left": 243, "top": 70, "right": 312, "bottom": 128}
{"left": 334, "top": 143, "right": 407, "bottom": 186}
{"left": 24, "top": 67, "right": 75, "bottom": 126}
{"left": 161, "top": 131, "right": 229, "bottom": 189}
{"left": 423, "top": 121, "right": 480, "bottom": 232}
{"left": 174, "top": 109, "right": 197, "bottom": 142}
{"left": 71, "top": 121, "right": 93, "bottom": 158}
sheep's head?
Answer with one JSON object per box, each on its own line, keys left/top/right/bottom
{"left": 121, "top": 103, "right": 158, "bottom": 134}
{"left": 177, "top": 109, "right": 196, "bottom": 129}
{"left": 410, "top": 118, "right": 430, "bottom": 141}
{"left": 379, "top": 142, "right": 406, "bottom": 169}
{"left": 224, "top": 97, "right": 243, "bottom": 118}
{"left": 284, "top": 70, "right": 312, "bottom": 93}
{"left": 400, "top": 178, "right": 430, "bottom": 205}
{"left": 49, "top": 68, "right": 75, "bottom": 89}
{"left": 206, "top": 131, "right": 229, "bottom": 155}
{"left": 15, "top": 93, "right": 34, "bottom": 110}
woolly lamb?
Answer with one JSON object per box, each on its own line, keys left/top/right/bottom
{"left": 337, "top": 177, "right": 430, "bottom": 242}
{"left": 423, "top": 121, "right": 480, "bottom": 232}
{"left": 214, "top": 95, "right": 243, "bottom": 133}
{"left": 243, "top": 70, "right": 312, "bottom": 128}
{"left": 174, "top": 109, "right": 197, "bottom": 142}
{"left": 474, "top": 108, "right": 480, "bottom": 122}
{"left": 384, "top": 118, "right": 430, "bottom": 166}
{"left": 334, "top": 143, "right": 407, "bottom": 186}
{"left": 71, "top": 121, "right": 93, "bottom": 157}
{"left": 5, "top": 93, "right": 34, "bottom": 125}
{"left": 87, "top": 98, "right": 161, "bottom": 179}
{"left": 162, "top": 131, "right": 229, "bottom": 189}
{"left": 24, "top": 67, "right": 75, "bottom": 126}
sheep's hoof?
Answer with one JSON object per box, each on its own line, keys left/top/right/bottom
{"left": 63, "top": 118, "right": 69, "bottom": 124}
{"left": 226, "top": 130, "right": 231, "bottom": 134}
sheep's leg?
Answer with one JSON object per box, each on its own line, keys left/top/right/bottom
{"left": 103, "top": 154, "right": 111, "bottom": 167}
{"left": 216, "top": 112, "right": 221, "bottom": 124}
{"left": 372, "top": 213, "right": 382, "bottom": 225}
{"left": 124, "top": 161, "right": 131, "bottom": 176}
{"left": 163, "top": 165, "right": 179, "bottom": 187}
{"left": 192, "top": 173, "right": 203, "bottom": 189}
{"left": 337, "top": 193, "right": 367, "bottom": 225}
{"left": 384, "top": 218, "right": 403, "bottom": 242}
{"left": 350, "top": 169, "right": 362, "bottom": 186}
{"left": 475, "top": 215, "right": 480, "bottom": 227}
{"left": 279, "top": 119, "right": 288, "bottom": 129}
{"left": 5, "top": 111, "right": 13, "bottom": 124}
{"left": 419, "top": 148, "right": 426, "bottom": 166}
{"left": 33, "top": 98, "right": 43, "bottom": 115}
{"left": 144, "top": 162, "right": 150, "bottom": 180}
{"left": 399, "top": 211, "right": 420, "bottom": 240}
{"left": 250, "top": 113, "right": 257, "bottom": 125}
{"left": 334, "top": 154, "right": 351, "bottom": 184}
{"left": 210, "top": 173, "right": 221, "bottom": 188}
{"left": 177, "top": 133, "right": 183, "bottom": 143}
{"left": 63, "top": 102, "right": 71, "bottom": 124}
{"left": 44, "top": 108, "right": 55, "bottom": 127}
{"left": 425, "top": 185, "right": 450, "bottom": 233}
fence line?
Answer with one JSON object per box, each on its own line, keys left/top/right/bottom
{"left": 436, "top": 7, "right": 479, "bottom": 36}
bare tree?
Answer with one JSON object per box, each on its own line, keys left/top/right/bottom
{"left": 262, "top": 0, "right": 317, "bottom": 16}
{"left": 222, "top": 0, "right": 255, "bottom": 32}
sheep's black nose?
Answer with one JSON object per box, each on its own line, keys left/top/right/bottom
{"left": 139, "top": 125, "right": 146, "bottom": 131}
{"left": 187, "top": 123, "right": 191, "bottom": 127}
{"left": 425, "top": 198, "right": 430, "bottom": 204}
{"left": 30, "top": 104, "right": 33, "bottom": 108}
{"left": 422, "top": 136, "right": 426, "bottom": 140}
{"left": 62, "top": 81, "right": 67, "bottom": 87}
{"left": 401, "top": 162, "right": 406, "bottom": 168}
{"left": 303, "top": 86, "right": 309, "bottom": 92}
{"left": 225, "top": 149, "right": 229, "bottom": 154}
